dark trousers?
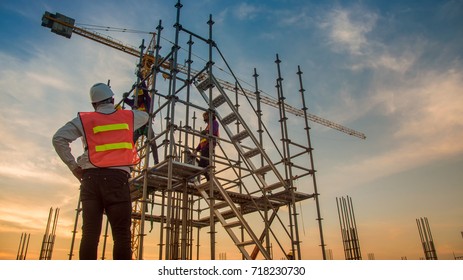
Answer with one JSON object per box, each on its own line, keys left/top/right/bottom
{"left": 79, "top": 169, "right": 132, "bottom": 260}
{"left": 197, "top": 147, "right": 211, "bottom": 181}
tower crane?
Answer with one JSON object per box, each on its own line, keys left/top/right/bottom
{"left": 41, "top": 11, "right": 366, "bottom": 140}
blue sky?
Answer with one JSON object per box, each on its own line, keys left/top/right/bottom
{"left": 0, "top": 0, "right": 462, "bottom": 260}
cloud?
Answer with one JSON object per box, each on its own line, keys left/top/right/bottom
{"left": 233, "top": 3, "right": 263, "bottom": 20}
{"left": 312, "top": 5, "right": 463, "bottom": 190}
{"left": 327, "top": 65, "right": 463, "bottom": 189}
{"left": 393, "top": 68, "right": 463, "bottom": 143}
{"left": 350, "top": 50, "right": 418, "bottom": 74}
{"left": 319, "top": 7, "right": 378, "bottom": 55}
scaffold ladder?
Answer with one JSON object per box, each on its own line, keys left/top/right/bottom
{"left": 194, "top": 74, "right": 288, "bottom": 194}
{"left": 193, "top": 177, "right": 271, "bottom": 259}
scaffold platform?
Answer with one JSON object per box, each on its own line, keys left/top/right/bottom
{"left": 129, "top": 160, "right": 313, "bottom": 228}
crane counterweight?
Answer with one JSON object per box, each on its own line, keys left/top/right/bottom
{"left": 41, "top": 12, "right": 74, "bottom": 39}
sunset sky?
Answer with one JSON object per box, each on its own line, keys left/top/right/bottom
{"left": 0, "top": 0, "right": 462, "bottom": 260}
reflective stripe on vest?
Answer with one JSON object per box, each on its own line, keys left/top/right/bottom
{"left": 95, "top": 142, "right": 133, "bottom": 152}
{"left": 93, "top": 123, "right": 129, "bottom": 134}
{"left": 79, "top": 110, "right": 135, "bottom": 167}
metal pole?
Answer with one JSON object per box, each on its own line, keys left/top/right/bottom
{"left": 336, "top": 198, "right": 347, "bottom": 259}
{"left": 163, "top": 0, "right": 183, "bottom": 260}
{"left": 184, "top": 34, "right": 193, "bottom": 158}
{"left": 136, "top": 38, "right": 149, "bottom": 260}
{"left": 39, "top": 207, "right": 53, "bottom": 260}
{"left": 47, "top": 207, "right": 60, "bottom": 260}
{"left": 159, "top": 190, "right": 166, "bottom": 260}
{"left": 69, "top": 194, "right": 81, "bottom": 260}
{"left": 23, "top": 233, "right": 30, "bottom": 260}
{"left": 207, "top": 13, "right": 216, "bottom": 261}
{"left": 347, "top": 196, "right": 361, "bottom": 259}
{"left": 297, "top": 65, "right": 326, "bottom": 259}
{"left": 275, "top": 54, "right": 301, "bottom": 259}
{"left": 16, "top": 233, "right": 24, "bottom": 260}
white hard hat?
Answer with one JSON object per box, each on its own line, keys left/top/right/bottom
{"left": 89, "top": 83, "right": 114, "bottom": 103}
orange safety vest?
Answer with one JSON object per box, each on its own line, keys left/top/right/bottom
{"left": 79, "top": 110, "right": 136, "bottom": 167}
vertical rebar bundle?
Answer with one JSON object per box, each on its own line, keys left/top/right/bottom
{"left": 16, "top": 232, "right": 30, "bottom": 260}
{"left": 39, "top": 207, "right": 60, "bottom": 260}
{"left": 416, "top": 217, "right": 438, "bottom": 260}
{"left": 336, "top": 196, "right": 362, "bottom": 260}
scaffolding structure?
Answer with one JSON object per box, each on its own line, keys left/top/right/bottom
{"left": 42, "top": 1, "right": 367, "bottom": 260}
{"left": 109, "top": 2, "right": 334, "bottom": 259}
{"left": 124, "top": 1, "right": 327, "bottom": 260}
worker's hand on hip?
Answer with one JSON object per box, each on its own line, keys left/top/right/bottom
{"left": 72, "top": 166, "right": 83, "bottom": 182}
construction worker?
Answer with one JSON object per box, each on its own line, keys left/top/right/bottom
{"left": 195, "top": 111, "right": 219, "bottom": 181}
{"left": 123, "top": 81, "right": 159, "bottom": 164}
{"left": 52, "top": 83, "right": 148, "bottom": 260}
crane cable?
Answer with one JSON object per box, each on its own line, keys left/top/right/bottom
{"left": 76, "top": 23, "right": 154, "bottom": 34}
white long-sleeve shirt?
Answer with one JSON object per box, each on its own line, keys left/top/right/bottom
{"left": 52, "top": 103, "right": 149, "bottom": 173}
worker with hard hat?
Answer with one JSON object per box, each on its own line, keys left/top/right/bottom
{"left": 195, "top": 111, "right": 219, "bottom": 181}
{"left": 52, "top": 83, "right": 148, "bottom": 260}
{"left": 122, "top": 80, "right": 159, "bottom": 164}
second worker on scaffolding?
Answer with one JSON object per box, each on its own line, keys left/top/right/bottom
{"left": 195, "top": 111, "right": 219, "bottom": 181}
